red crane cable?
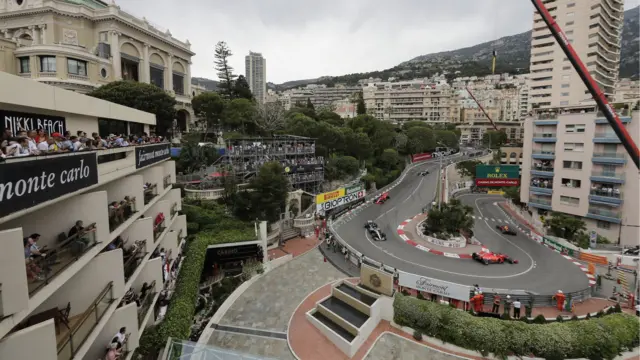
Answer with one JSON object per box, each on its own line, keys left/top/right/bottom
{"left": 530, "top": 0, "right": 640, "bottom": 169}
{"left": 465, "top": 85, "right": 499, "bottom": 131}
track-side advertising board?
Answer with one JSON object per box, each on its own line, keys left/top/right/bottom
{"left": 316, "top": 184, "right": 365, "bottom": 212}
{"left": 475, "top": 165, "right": 520, "bottom": 186}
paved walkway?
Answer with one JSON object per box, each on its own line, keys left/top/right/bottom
{"left": 364, "top": 333, "right": 468, "bottom": 360}
{"left": 205, "top": 244, "right": 346, "bottom": 359}
{"left": 268, "top": 236, "right": 320, "bottom": 260}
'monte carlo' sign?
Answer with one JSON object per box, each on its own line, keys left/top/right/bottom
{"left": 135, "top": 143, "right": 171, "bottom": 169}
{"left": 0, "top": 153, "right": 98, "bottom": 218}
{"left": 397, "top": 271, "right": 472, "bottom": 301}
{"left": 1, "top": 110, "right": 66, "bottom": 137}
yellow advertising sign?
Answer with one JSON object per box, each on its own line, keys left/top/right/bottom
{"left": 316, "top": 188, "right": 345, "bottom": 204}
{"left": 487, "top": 190, "right": 505, "bottom": 195}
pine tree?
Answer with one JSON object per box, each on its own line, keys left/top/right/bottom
{"left": 356, "top": 91, "right": 366, "bottom": 115}
{"left": 214, "top": 41, "right": 237, "bottom": 99}
{"left": 233, "top": 75, "right": 254, "bottom": 100}
{"left": 306, "top": 98, "right": 315, "bottom": 110}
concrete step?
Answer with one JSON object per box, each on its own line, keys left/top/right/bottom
{"left": 281, "top": 228, "right": 300, "bottom": 241}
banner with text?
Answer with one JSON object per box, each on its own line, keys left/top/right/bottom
{"left": 317, "top": 188, "right": 366, "bottom": 212}
{"left": 475, "top": 165, "right": 520, "bottom": 187}
{"left": 412, "top": 153, "right": 433, "bottom": 163}
{"left": 1, "top": 109, "right": 66, "bottom": 137}
{"left": 0, "top": 153, "right": 98, "bottom": 218}
{"left": 284, "top": 164, "right": 323, "bottom": 173}
{"left": 135, "top": 143, "right": 171, "bottom": 169}
{"left": 398, "top": 271, "right": 472, "bottom": 301}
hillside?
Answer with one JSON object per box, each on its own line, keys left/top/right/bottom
{"left": 273, "top": 6, "right": 639, "bottom": 88}
{"left": 191, "top": 77, "right": 219, "bottom": 91}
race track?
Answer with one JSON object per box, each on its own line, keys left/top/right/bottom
{"left": 336, "top": 162, "right": 589, "bottom": 295}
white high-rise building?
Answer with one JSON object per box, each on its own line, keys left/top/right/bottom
{"left": 529, "top": 0, "right": 623, "bottom": 109}
{"left": 245, "top": 52, "right": 267, "bottom": 103}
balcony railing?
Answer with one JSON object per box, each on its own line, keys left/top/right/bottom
{"left": 153, "top": 218, "right": 166, "bottom": 242}
{"left": 137, "top": 281, "right": 157, "bottom": 327}
{"left": 144, "top": 183, "right": 158, "bottom": 205}
{"left": 532, "top": 151, "right": 555, "bottom": 156}
{"left": 163, "top": 174, "right": 172, "bottom": 188}
{"left": 590, "top": 189, "right": 622, "bottom": 199}
{"left": 57, "top": 281, "right": 115, "bottom": 360}
{"left": 591, "top": 170, "right": 625, "bottom": 180}
{"left": 530, "top": 197, "right": 552, "bottom": 206}
{"left": 123, "top": 240, "right": 148, "bottom": 282}
{"left": 531, "top": 165, "right": 554, "bottom": 172}
{"left": 592, "top": 152, "right": 626, "bottom": 159}
{"left": 536, "top": 113, "right": 558, "bottom": 120}
{"left": 108, "top": 197, "right": 137, "bottom": 232}
{"left": 170, "top": 203, "right": 178, "bottom": 218}
{"left": 587, "top": 207, "right": 621, "bottom": 219}
{"left": 27, "top": 223, "right": 98, "bottom": 296}
{"left": 533, "top": 133, "right": 556, "bottom": 138}
{"left": 597, "top": 108, "right": 630, "bottom": 117}
{"left": 531, "top": 182, "right": 553, "bottom": 190}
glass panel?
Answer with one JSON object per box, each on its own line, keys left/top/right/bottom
{"left": 173, "top": 73, "right": 184, "bottom": 95}
{"left": 150, "top": 67, "right": 164, "bottom": 89}
{"left": 166, "top": 339, "right": 277, "bottom": 360}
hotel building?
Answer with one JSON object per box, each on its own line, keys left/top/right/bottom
{"left": 0, "top": 0, "right": 196, "bottom": 132}
{"left": 520, "top": 102, "right": 639, "bottom": 246}
{"left": 0, "top": 72, "right": 186, "bottom": 360}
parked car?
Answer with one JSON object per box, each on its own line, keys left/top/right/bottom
{"left": 472, "top": 252, "right": 518, "bottom": 265}
{"left": 496, "top": 225, "right": 517, "bottom": 235}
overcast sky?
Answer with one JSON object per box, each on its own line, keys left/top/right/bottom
{"left": 118, "top": 0, "right": 639, "bottom": 84}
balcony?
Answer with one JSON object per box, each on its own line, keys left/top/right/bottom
{"left": 108, "top": 197, "right": 137, "bottom": 233}
{"left": 143, "top": 183, "right": 159, "bottom": 205}
{"left": 28, "top": 224, "right": 98, "bottom": 296}
{"left": 589, "top": 189, "right": 623, "bottom": 206}
{"left": 153, "top": 214, "right": 167, "bottom": 242}
{"left": 592, "top": 152, "right": 627, "bottom": 165}
{"left": 123, "top": 240, "right": 148, "bottom": 282}
{"left": 532, "top": 150, "right": 555, "bottom": 160}
{"left": 531, "top": 166, "right": 554, "bottom": 177}
{"left": 137, "top": 280, "right": 158, "bottom": 327}
{"left": 593, "top": 132, "right": 621, "bottom": 143}
{"left": 590, "top": 170, "right": 625, "bottom": 184}
{"left": 56, "top": 282, "right": 115, "bottom": 360}
{"left": 595, "top": 108, "right": 632, "bottom": 124}
{"left": 586, "top": 207, "right": 622, "bottom": 224}
{"left": 533, "top": 113, "right": 559, "bottom": 125}
{"left": 529, "top": 197, "right": 552, "bottom": 210}
{"left": 532, "top": 133, "right": 557, "bottom": 143}
{"left": 530, "top": 181, "right": 553, "bottom": 195}
{"left": 163, "top": 174, "right": 172, "bottom": 188}
{"left": 170, "top": 203, "right": 179, "bottom": 218}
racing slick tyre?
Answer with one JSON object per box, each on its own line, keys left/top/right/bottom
{"left": 472, "top": 252, "right": 479, "bottom": 260}
{"left": 482, "top": 259, "right": 489, "bottom": 265}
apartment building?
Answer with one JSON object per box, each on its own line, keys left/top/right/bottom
{"left": 614, "top": 78, "right": 640, "bottom": 102}
{"left": 529, "top": 0, "right": 623, "bottom": 108}
{"left": 363, "top": 80, "right": 460, "bottom": 124}
{"left": 520, "top": 103, "right": 639, "bottom": 246}
{"left": 457, "top": 119, "right": 524, "bottom": 146}
{"left": 0, "top": 73, "right": 186, "bottom": 360}
{"left": 500, "top": 146, "right": 524, "bottom": 167}
{"left": 284, "top": 84, "right": 362, "bottom": 110}
{"left": 245, "top": 51, "right": 267, "bottom": 103}
{"left": 0, "top": 0, "right": 195, "bottom": 131}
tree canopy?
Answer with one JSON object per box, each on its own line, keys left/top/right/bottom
{"left": 88, "top": 81, "right": 176, "bottom": 136}
{"left": 423, "top": 199, "right": 474, "bottom": 239}
{"left": 545, "top": 212, "right": 586, "bottom": 241}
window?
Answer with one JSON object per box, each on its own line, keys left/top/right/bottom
{"left": 561, "top": 83, "right": 570, "bottom": 88}
{"left": 39, "top": 56, "right": 56, "bottom": 72}
{"left": 100, "top": 68, "right": 107, "bottom": 78}
{"left": 562, "top": 75, "right": 570, "bottom": 80}
{"left": 561, "top": 92, "right": 569, "bottom": 96}
{"left": 560, "top": 101, "right": 569, "bottom": 105}
{"left": 18, "top": 57, "right": 30, "bottom": 73}
{"left": 567, "top": 2, "right": 575, "bottom": 7}
{"left": 566, "top": 124, "right": 585, "bottom": 133}
{"left": 561, "top": 178, "right": 581, "bottom": 188}
{"left": 565, "top": 30, "right": 574, "bottom": 35}
{"left": 98, "top": 118, "right": 128, "bottom": 138}
{"left": 67, "top": 58, "right": 87, "bottom": 76}
{"left": 566, "top": 21, "right": 574, "bottom": 26}
{"left": 129, "top": 122, "right": 144, "bottom": 136}
{"left": 560, "top": 196, "right": 579, "bottom": 206}
{"left": 150, "top": 66, "right": 164, "bottom": 89}
{"left": 597, "top": 221, "right": 611, "bottom": 230}
{"left": 567, "top": 12, "right": 574, "bottom": 17}
{"left": 172, "top": 73, "right": 184, "bottom": 95}
{"left": 564, "top": 142, "right": 584, "bottom": 152}
{"left": 562, "top": 66, "right": 571, "bottom": 70}
{"left": 563, "top": 161, "right": 582, "bottom": 170}
{"left": 99, "top": 31, "right": 108, "bottom": 42}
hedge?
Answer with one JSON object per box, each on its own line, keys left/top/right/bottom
{"left": 136, "top": 201, "right": 255, "bottom": 357}
{"left": 394, "top": 294, "right": 639, "bottom": 359}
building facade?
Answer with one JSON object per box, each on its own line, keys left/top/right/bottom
{"left": 0, "top": 72, "right": 186, "bottom": 360}
{"left": 457, "top": 119, "right": 524, "bottom": 146}
{"left": 520, "top": 103, "right": 639, "bottom": 246}
{"left": 363, "top": 80, "right": 460, "bottom": 124}
{"left": 614, "top": 78, "right": 640, "bottom": 103}
{"left": 283, "top": 84, "right": 361, "bottom": 111}
{"left": 529, "top": 0, "right": 623, "bottom": 109}
{"left": 0, "top": 0, "right": 195, "bottom": 130}
{"left": 245, "top": 51, "right": 266, "bottom": 103}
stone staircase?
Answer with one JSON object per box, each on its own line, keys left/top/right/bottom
{"left": 281, "top": 228, "right": 301, "bottom": 242}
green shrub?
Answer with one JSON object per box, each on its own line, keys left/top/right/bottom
{"left": 393, "top": 294, "right": 640, "bottom": 359}
{"left": 614, "top": 303, "right": 622, "bottom": 313}
{"left": 586, "top": 312, "right": 592, "bottom": 319}
{"left": 136, "top": 201, "right": 256, "bottom": 358}
{"left": 413, "top": 330, "right": 423, "bottom": 341}
{"left": 417, "top": 292, "right": 425, "bottom": 300}
{"left": 532, "top": 314, "right": 547, "bottom": 324}
{"left": 556, "top": 315, "right": 564, "bottom": 322}
{"left": 596, "top": 310, "right": 605, "bottom": 318}
{"left": 571, "top": 315, "right": 579, "bottom": 321}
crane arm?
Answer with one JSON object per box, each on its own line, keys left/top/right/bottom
{"left": 530, "top": 0, "right": 639, "bottom": 169}
{"left": 465, "top": 85, "right": 499, "bottom": 131}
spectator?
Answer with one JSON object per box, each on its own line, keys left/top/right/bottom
{"left": 35, "top": 128, "right": 46, "bottom": 144}
{"left": 68, "top": 220, "right": 85, "bottom": 239}
{"left": 5, "top": 137, "right": 30, "bottom": 157}
{"left": 59, "top": 133, "right": 73, "bottom": 151}
{"left": 71, "top": 136, "right": 85, "bottom": 151}
{"left": 111, "top": 327, "right": 127, "bottom": 350}
{"left": 513, "top": 298, "right": 522, "bottom": 319}
{"left": 104, "top": 342, "right": 120, "bottom": 360}
{"left": 492, "top": 294, "right": 501, "bottom": 313}
{"left": 503, "top": 295, "right": 512, "bottom": 317}
{"left": 37, "top": 135, "right": 50, "bottom": 152}
{"left": 0, "top": 128, "right": 11, "bottom": 148}
{"left": 26, "top": 130, "right": 39, "bottom": 154}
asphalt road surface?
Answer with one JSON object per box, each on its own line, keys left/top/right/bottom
{"left": 336, "top": 162, "right": 589, "bottom": 295}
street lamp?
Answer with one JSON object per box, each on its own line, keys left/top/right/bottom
{"left": 436, "top": 141, "right": 446, "bottom": 211}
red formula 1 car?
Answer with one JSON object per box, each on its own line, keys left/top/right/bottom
{"left": 472, "top": 251, "right": 518, "bottom": 265}
{"left": 374, "top": 192, "right": 390, "bottom": 204}
{"left": 496, "top": 225, "right": 517, "bottom": 235}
